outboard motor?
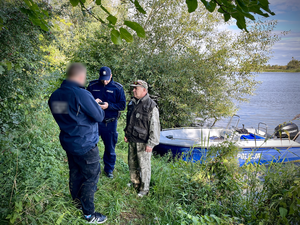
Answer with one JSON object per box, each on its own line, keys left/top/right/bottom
{"left": 275, "top": 122, "right": 299, "bottom": 139}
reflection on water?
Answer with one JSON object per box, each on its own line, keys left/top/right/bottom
{"left": 215, "top": 72, "right": 300, "bottom": 141}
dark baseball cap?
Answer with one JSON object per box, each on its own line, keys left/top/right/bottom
{"left": 99, "top": 66, "right": 112, "bottom": 81}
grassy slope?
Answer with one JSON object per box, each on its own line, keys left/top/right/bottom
{"left": 1, "top": 101, "right": 300, "bottom": 224}
{"left": 1, "top": 103, "right": 208, "bottom": 225}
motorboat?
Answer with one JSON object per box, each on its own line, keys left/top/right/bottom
{"left": 153, "top": 115, "right": 300, "bottom": 166}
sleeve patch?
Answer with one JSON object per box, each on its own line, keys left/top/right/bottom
{"left": 51, "top": 101, "right": 69, "bottom": 114}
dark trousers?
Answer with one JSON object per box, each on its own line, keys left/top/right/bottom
{"left": 99, "top": 120, "right": 118, "bottom": 174}
{"left": 67, "top": 145, "right": 100, "bottom": 215}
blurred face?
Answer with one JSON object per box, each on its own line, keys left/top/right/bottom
{"left": 101, "top": 74, "right": 112, "bottom": 86}
{"left": 78, "top": 72, "right": 87, "bottom": 86}
{"left": 133, "top": 86, "right": 147, "bottom": 99}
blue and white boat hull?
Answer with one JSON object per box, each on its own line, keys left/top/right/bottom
{"left": 153, "top": 128, "right": 300, "bottom": 166}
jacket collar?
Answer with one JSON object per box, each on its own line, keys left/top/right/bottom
{"left": 62, "top": 79, "right": 85, "bottom": 89}
{"left": 97, "top": 78, "right": 114, "bottom": 87}
{"left": 132, "top": 93, "right": 149, "bottom": 104}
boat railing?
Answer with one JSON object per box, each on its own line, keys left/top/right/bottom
{"left": 226, "top": 114, "right": 240, "bottom": 130}
{"left": 258, "top": 122, "right": 268, "bottom": 137}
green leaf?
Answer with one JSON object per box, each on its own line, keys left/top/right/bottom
{"left": 210, "top": 214, "right": 221, "bottom": 224}
{"left": 100, "top": 5, "right": 111, "bottom": 15}
{"left": 243, "top": 12, "right": 255, "bottom": 20}
{"left": 41, "top": 9, "right": 49, "bottom": 17}
{"left": 20, "top": 7, "right": 29, "bottom": 14}
{"left": 218, "top": 7, "right": 225, "bottom": 13}
{"left": 259, "top": 0, "right": 269, "bottom": 8}
{"left": 95, "top": 0, "right": 101, "bottom": 5}
{"left": 29, "top": 0, "right": 39, "bottom": 11}
{"left": 259, "top": 2, "right": 275, "bottom": 15}
{"left": 206, "top": 1, "right": 216, "bottom": 12}
{"left": 18, "top": 95, "right": 24, "bottom": 100}
{"left": 186, "top": 0, "right": 198, "bottom": 13}
{"left": 279, "top": 207, "right": 288, "bottom": 218}
{"left": 236, "top": 0, "right": 249, "bottom": 12}
{"left": 200, "top": 0, "right": 208, "bottom": 8}
{"left": 56, "top": 213, "right": 65, "bottom": 225}
{"left": 124, "top": 21, "right": 145, "bottom": 38}
{"left": 6, "top": 61, "right": 13, "bottom": 70}
{"left": 40, "top": 23, "right": 49, "bottom": 31}
{"left": 0, "top": 65, "right": 5, "bottom": 75}
{"left": 111, "top": 29, "right": 122, "bottom": 45}
{"left": 232, "top": 13, "right": 247, "bottom": 31}
{"left": 106, "top": 15, "right": 117, "bottom": 25}
{"left": 69, "top": 0, "right": 80, "bottom": 7}
{"left": 120, "top": 28, "right": 133, "bottom": 42}
{"left": 31, "top": 18, "right": 49, "bottom": 31}
{"left": 248, "top": 5, "right": 270, "bottom": 17}
{"left": 33, "top": 195, "right": 41, "bottom": 202}
{"left": 200, "top": 216, "right": 206, "bottom": 223}
{"left": 224, "top": 13, "right": 230, "bottom": 22}
{"left": 23, "top": 0, "right": 32, "bottom": 7}
{"left": 289, "top": 203, "right": 296, "bottom": 215}
{"left": 134, "top": 0, "right": 146, "bottom": 14}
{"left": 271, "top": 193, "right": 282, "bottom": 199}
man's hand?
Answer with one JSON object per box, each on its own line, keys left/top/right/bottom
{"left": 95, "top": 98, "right": 102, "bottom": 104}
{"left": 145, "top": 146, "right": 153, "bottom": 153}
{"left": 100, "top": 102, "right": 109, "bottom": 110}
{"left": 124, "top": 137, "right": 128, "bottom": 143}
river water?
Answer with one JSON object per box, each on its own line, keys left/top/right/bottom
{"left": 214, "top": 72, "right": 300, "bottom": 140}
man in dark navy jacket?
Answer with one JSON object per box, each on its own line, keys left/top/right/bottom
{"left": 48, "top": 63, "right": 107, "bottom": 224}
{"left": 87, "top": 67, "right": 126, "bottom": 178}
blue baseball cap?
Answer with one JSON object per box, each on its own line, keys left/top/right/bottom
{"left": 99, "top": 66, "right": 112, "bottom": 81}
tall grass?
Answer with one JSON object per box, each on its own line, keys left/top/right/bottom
{"left": 1, "top": 101, "right": 299, "bottom": 224}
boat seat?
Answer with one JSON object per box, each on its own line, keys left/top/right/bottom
{"left": 241, "top": 133, "right": 265, "bottom": 140}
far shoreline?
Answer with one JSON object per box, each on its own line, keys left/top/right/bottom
{"left": 261, "top": 69, "right": 300, "bottom": 73}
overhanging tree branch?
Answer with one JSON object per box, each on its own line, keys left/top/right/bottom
{"left": 214, "top": 0, "right": 230, "bottom": 14}
{"left": 79, "top": 0, "right": 108, "bottom": 26}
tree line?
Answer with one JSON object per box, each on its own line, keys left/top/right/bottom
{"left": 263, "top": 57, "right": 300, "bottom": 72}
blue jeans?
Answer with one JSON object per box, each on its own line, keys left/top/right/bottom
{"left": 99, "top": 120, "right": 118, "bottom": 174}
{"left": 67, "top": 145, "right": 100, "bottom": 215}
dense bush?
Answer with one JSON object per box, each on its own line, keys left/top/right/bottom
{"left": 0, "top": 1, "right": 54, "bottom": 132}
{"left": 286, "top": 57, "right": 300, "bottom": 70}
{"left": 69, "top": 0, "right": 279, "bottom": 128}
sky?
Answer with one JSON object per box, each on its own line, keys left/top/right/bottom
{"left": 267, "top": 0, "right": 300, "bottom": 65}
{"left": 226, "top": 0, "right": 300, "bottom": 65}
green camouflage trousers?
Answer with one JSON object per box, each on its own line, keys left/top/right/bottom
{"left": 128, "top": 142, "right": 152, "bottom": 192}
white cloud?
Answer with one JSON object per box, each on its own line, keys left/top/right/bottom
{"left": 272, "top": 32, "right": 300, "bottom": 50}
{"left": 268, "top": 30, "right": 300, "bottom": 65}
{"left": 269, "top": 0, "right": 300, "bottom": 12}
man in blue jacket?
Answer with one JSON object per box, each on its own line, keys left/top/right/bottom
{"left": 87, "top": 66, "right": 126, "bottom": 178}
{"left": 48, "top": 63, "right": 107, "bottom": 224}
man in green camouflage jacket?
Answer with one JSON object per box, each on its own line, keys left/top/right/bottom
{"left": 124, "top": 80, "right": 160, "bottom": 197}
